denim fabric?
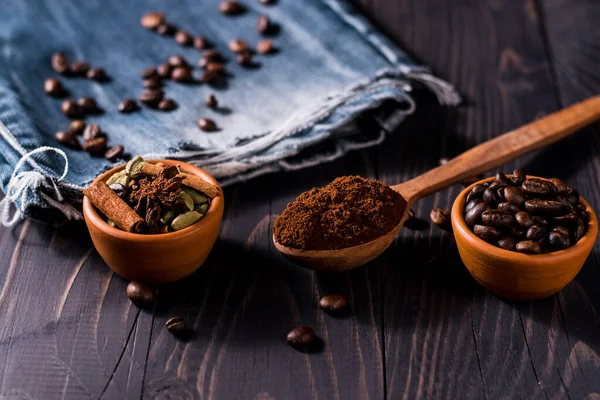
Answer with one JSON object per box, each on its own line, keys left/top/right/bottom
{"left": 0, "top": 0, "right": 459, "bottom": 225}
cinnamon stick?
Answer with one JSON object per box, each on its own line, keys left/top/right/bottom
{"left": 84, "top": 181, "right": 146, "bottom": 233}
{"left": 141, "top": 162, "right": 220, "bottom": 199}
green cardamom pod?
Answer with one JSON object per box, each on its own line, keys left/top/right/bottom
{"left": 116, "top": 175, "right": 130, "bottom": 187}
{"left": 126, "top": 155, "right": 146, "bottom": 178}
{"left": 107, "top": 219, "right": 117, "bottom": 228}
{"left": 160, "top": 210, "right": 176, "bottom": 225}
{"left": 180, "top": 192, "right": 195, "bottom": 211}
{"left": 106, "top": 170, "right": 126, "bottom": 185}
{"left": 182, "top": 187, "right": 209, "bottom": 205}
{"left": 171, "top": 211, "right": 202, "bottom": 231}
{"left": 195, "top": 203, "right": 209, "bottom": 214}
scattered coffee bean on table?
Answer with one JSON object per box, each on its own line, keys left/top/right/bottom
{"left": 119, "top": 98, "right": 138, "bottom": 113}
{"left": 286, "top": 326, "right": 316, "bottom": 347}
{"left": 257, "top": 15, "right": 271, "bottom": 34}
{"left": 171, "top": 67, "right": 194, "bottom": 82}
{"left": 237, "top": 52, "right": 252, "bottom": 66}
{"left": 319, "top": 295, "right": 347, "bottom": 312}
{"left": 139, "top": 89, "right": 164, "bottom": 107}
{"left": 168, "top": 55, "right": 188, "bottom": 67}
{"left": 199, "top": 70, "right": 219, "bottom": 83}
{"left": 68, "top": 120, "right": 85, "bottom": 135}
{"left": 175, "top": 30, "right": 193, "bottom": 46}
{"left": 70, "top": 61, "right": 90, "bottom": 76}
{"left": 140, "top": 11, "right": 164, "bottom": 30}
{"left": 165, "top": 316, "right": 187, "bottom": 334}
{"left": 156, "top": 22, "right": 175, "bottom": 35}
{"left": 193, "top": 36, "right": 209, "bottom": 50}
{"left": 203, "top": 49, "right": 222, "bottom": 62}
{"left": 51, "top": 52, "right": 70, "bottom": 74}
{"left": 229, "top": 39, "right": 249, "bottom": 53}
{"left": 156, "top": 63, "right": 172, "bottom": 78}
{"left": 220, "top": 1, "right": 245, "bottom": 15}
{"left": 105, "top": 145, "right": 124, "bottom": 161}
{"left": 126, "top": 281, "right": 155, "bottom": 307}
{"left": 463, "top": 169, "right": 590, "bottom": 254}
{"left": 260, "top": 0, "right": 276, "bottom": 4}
{"left": 206, "top": 94, "right": 218, "bottom": 108}
{"left": 77, "top": 97, "right": 99, "bottom": 113}
{"left": 158, "top": 98, "right": 177, "bottom": 111}
{"left": 206, "top": 63, "right": 225, "bottom": 74}
{"left": 256, "top": 39, "right": 274, "bottom": 54}
{"left": 198, "top": 118, "right": 217, "bottom": 131}
{"left": 44, "top": 78, "right": 65, "bottom": 97}
{"left": 430, "top": 208, "right": 451, "bottom": 229}
{"left": 55, "top": 131, "right": 80, "bottom": 149}
{"left": 82, "top": 136, "right": 107, "bottom": 154}
{"left": 83, "top": 123, "right": 102, "bottom": 141}
{"left": 141, "top": 66, "right": 158, "bottom": 79}
{"left": 87, "top": 67, "right": 108, "bottom": 81}
{"left": 61, "top": 100, "right": 83, "bottom": 119}
{"left": 143, "top": 76, "right": 163, "bottom": 89}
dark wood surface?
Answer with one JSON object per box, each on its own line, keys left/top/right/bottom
{"left": 1, "top": 0, "right": 599, "bottom": 399}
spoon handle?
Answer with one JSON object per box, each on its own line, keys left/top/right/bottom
{"left": 392, "top": 95, "right": 600, "bottom": 202}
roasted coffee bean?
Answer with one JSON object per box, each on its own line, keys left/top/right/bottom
{"left": 55, "top": 131, "right": 80, "bottom": 149}
{"left": 104, "top": 145, "right": 124, "bottom": 161}
{"left": 156, "top": 22, "right": 175, "bottom": 35}
{"left": 70, "top": 61, "right": 89, "bottom": 76}
{"left": 140, "top": 11, "right": 164, "bottom": 29}
{"left": 198, "top": 57, "right": 210, "bottom": 69}
{"left": 481, "top": 210, "right": 514, "bottom": 227}
{"left": 127, "top": 281, "right": 154, "bottom": 307}
{"left": 553, "top": 211, "right": 579, "bottom": 225}
{"left": 237, "top": 52, "right": 253, "bottom": 66}
{"left": 260, "top": 0, "right": 276, "bottom": 4}
{"left": 573, "top": 218, "right": 586, "bottom": 242}
{"left": 198, "top": 118, "right": 217, "bottom": 132}
{"left": 206, "top": 94, "right": 218, "bottom": 108}
{"left": 51, "top": 52, "right": 70, "bottom": 74}
{"left": 257, "top": 15, "right": 271, "bottom": 34}
{"left": 193, "top": 36, "right": 209, "bottom": 50}
{"left": 319, "top": 295, "right": 347, "bottom": 312}
{"left": 68, "top": 120, "right": 85, "bottom": 135}
{"left": 143, "top": 76, "right": 163, "bottom": 89}
{"left": 139, "top": 89, "right": 164, "bottom": 107}
{"left": 257, "top": 39, "right": 274, "bottom": 54}
{"left": 473, "top": 224, "right": 501, "bottom": 242}
{"left": 158, "top": 98, "right": 177, "bottom": 111}
{"left": 156, "top": 63, "right": 172, "bottom": 79}
{"left": 168, "top": 55, "right": 188, "bottom": 67}
{"left": 82, "top": 136, "right": 107, "bottom": 154}
{"left": 495, "top": 172, "right": 511, "bottom": 185}
{"left": 498, "top": 202, "right": 519, "bottom": 214}
{"left": 286, "top": 326, "right": 316, "bottom": 347}
{"left": 165, "top": 316, "right": 187, "bottom": 334}
{"left": 44, "top": 78, "right": 65, "bottom": 97}
{"left": 566, "top": 189, "right": 580, "bottom": 207}
{"left": 109, "top": 183, "right": 127, "bottom": 198}
{"left": 465, "top": 198, "right": 483, "bottom": 212}
{"left": 522, "top": 178, "right": 554, "bottom": 196}
{"left": 576, "top": 204, "right": 589, "bottom": 223}
{"left": 199, "top": 70, "right": 219, "bottom": 82}
{"left": 497, "top": 237, "right": 518, "bottom": 251}
{"left": 203, "top": 49, "right": 222, "bottom": 62}
{"left": 504, "top": 186, "right": 525, "bottom": 206}
{"left": 141, "top": 67, "right": 158, "bottom": 79}
{"left": 511, "top": 168, "right": 525, "bottom": 186}
{"left": 552, "top": 225, "right": 570, "bottom": 237}
{"left": 77, "top": 96, "right": 98, "bottom": 113}
{"left": 515, "top": 240, "right": 542, "bottom": 254}
{"left": 119, "top": 98, "right": 138, "bottom": 113}
{"left": 515, "top": 211, "right": 535, "bottom": 229}
{"left": 87, "top": 67, "right": 108, "bottom": 81}
{"left": 175, "top": 30, "right": 193, "bottom": 46}
{"left": 229, "top": 39, "right": 249, "bottom": 53}
{"left": 171, "top": 66, "right": 194, "bottom": 82}
{"left": 430, "top": 208, "right": 450, "bottom": 227}
{"left": 83, "top": 124, "right": 101, "bottom": 141}
{"left": 556, "top": 196, "right": 573, "bottom": 208}
{"left": 465, "top": 202, "right": 489, "bottom": 226}
{"left": 506, "top": 226, "right": 526, "bottom": 239}
{"left": 548, "top": 231, "right": 570, "bottom": 250}
{"left": 483, "top": 187, "right": 501, "bottom": 204}
{"left": 220, "top": 1, "right": 245, "bottom": 15}
{"left": 466, "top": 184, "right": 487, "bottom": 203}
{"left": 549, "top": 177, "right": 569, "bottom": 194}
{"left": 206, "top": 63, "right": 225, "bottom": 74}
{"left": 532, "top": 215, "right": 550, "bottom": 228}
{"left": 61, "top": 100, "right": 83, "bottom": 119}
{"left": 525, "top": 224, "right": 546, "bottom": 241}
{"left": 524, "top": 199, "right": 565, "bottom": 216}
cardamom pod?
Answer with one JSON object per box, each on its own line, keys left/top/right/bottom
{"left": 107, "top": 219, "right": 117, "bottom": 228}
{"left": 160, "top": 210, "right": 176, "bottom": 225}
{"left": 180, "top": 191, "right": 195, "bottom": 211}
{"left": 106, "top": 170, "right": 126, "bottom": 185}
{"left": 182, "top": 187, "right": 209, "bottom": 205}
{"left": 195, "top": 203, "right": 209, "bottom": 214}
{"left": 126, "top": 155, "right": 146, "bottom": 178}
{"left": 171, "top": 211, "right": 202, "bottom": 231}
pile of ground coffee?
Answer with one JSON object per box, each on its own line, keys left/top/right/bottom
{"left": 273, "top": 176, "right": 406, "bottom": 250}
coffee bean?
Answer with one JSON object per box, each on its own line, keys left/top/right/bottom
{"left": 141, "top": 66, "right": 158, "bottom": 79}
{"left": 465, "top": 202, "right": 489, "bottom": 226}
{"left": 44, "top": 78, "right": 65, "bottom": 97}
{"left": 198, "top": 118, "right": 217, "bottom": 131}
{"left": 515, "top": 211, "right": 535, "bottom": 228}
{"left": 229, "top": 39, "right": 249, "bottom": 53}
{"left": 51, "top": 52, "right": 70, "bottom": 74}
{"left": 548, "top": 177, "right": 569, "bottom": 194}
{"left": 576, "top": 204, "right": 589, "bottom": 223}
{"left": 573, "top": 218, "right": 586, "bottom": 243}
{"left": 158, "top": 98, "right": 177, "bottom": 111}
{"left": 286, "top": 326, "right": 316, "bottom": 347}
{"left": 504, "top": 186, "right": 525, "bottom": 206}
{"left": 87, "top": 67, "right": 108, "bottom": 81}
{"left": 206, "top": 63, "right": 225, "bottom": 73}
{"left": 497, "top": 237, "right": 518, "bottom": 251}
{"left": 126, "top": 281, "right": 155, "bottom": 307}
{"left": 532, "top": 215, "right": 550, "bottom": 228}
{"left": 522, "top": 178, "right": 554, "bottom": 196}
{"left": 220, "top": 1, "right": 245, "bottom": 15}
{"left": 171, "top": 66, "right": 194, "bottom": 82}
{"left": 495, "top": 172, "right": 511, "bottom": 186}
{"left": 237, "top": 52, "right": 253, "bottom": 66}
{"left": 488, "top": 181, "right": 507, "bottom": 191}
{"left": 143, "top": 76, "right": 163, "bottom": 89}
{"left": 548, "top": 231, "right": 570, "bottom": 250}
{"left": 206, "top": 94, "right": 218, "bottom": 108}
{"left": 61, "top": 100, "right": 83, "bottom": 119}
{"left": 169, "top": 55, "right": 188, "bottom": 67}
{"left": 70, "top": 61, "right": 90, "bottom": 76}
{"left": 193, "top": 36, "right": 209, "bottom": 50}
{"left": 203, "top": 49, "right": 223, "bottom": 62}
{"left": 257, "top": 15, "right": 271, "bottom": 34}
{"left": 526, "top": 224, "right": 546, "bottom": 241}
{"left": 319, "top": 295, "right": 347, "bottom": 312}
{"left": 466, "top": 184, "right": 487, "bottom": 203}
{"left": 199, "top": 70, "right": 220, "bottom": 83}
{"left": 430, "top": 208, "right": 450, "bottom": 227}
{"left": 156, "top": 63, "right": 173, "bottom": 79}
{"left": 260, "top": 0, "right": 276, "bottom": 4}
{"left": 483, "top": 187, "right": 501, "bottom": 204}
{"left": 175, "top": 30, "right": 193, "bottom": 46}
{"left": 83, "top": 124, "right": 101, "bottom": 141}
{"left": 566, "top": 189, "right": 580, "bottom": 207}
{"left": 54, "top": 131, "right": 80, "bottom": 149}
{"left": 553, "top": 225, "right": 570, "bottom": 237}
{"left": 82, "top": 136, "right": 107, "bottom": 154}
{"left": 198, "top": 57, "right": 211, "bottom": 69}
{"left": 473, "top": 224, "right": 501, "bottom": 242}
{"left": 511, "top": 169, "right": 525, "bottom": 186}
{"left": 139, "top": 89, "right": 164, "bottom": 107}
{"left": 257, "top": 39, "right": 274, "bottom": 54}
{"left": 165, "top": 316, "right": 187, "bottom": 334}
{"left": 68, "top": 120, "right": 85, "bottom": 135}
{"left": 77, "top": 96, "right": 98, "bottom": 113}
{"left": 140, "top": 11, "right": 164, "bottom": 29}
{"left": 507, "top": 225, "right": 526, "bottom": 239}
{"left": 156, "top": 22, "right": 175, "bottom": 35}
{"left": 119, "top": 98, "right": 138, "bottom": 113}
{"left": 481, "top": 210, "right": 514, "bottom": 227}
{"left": 553, "top": 211, "right": 579, "bottom": 225}
{"left": 498, "top": 202, "right": 519, "bottom": 214}
{"left": 465, "top": 199, "right": 482, "bottom": 213}
{"left": 104, "top": 145, "right": 124, "bottom": 161}
{"left": 524, "top": 199, "right": 565, "bottom": 216}
{"left": 515, "top": 240, "right": 542, "bottom": 254}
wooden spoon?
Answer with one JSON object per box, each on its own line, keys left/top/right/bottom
{"left": 273, "top": 95, "right": 600, "bottom": 272}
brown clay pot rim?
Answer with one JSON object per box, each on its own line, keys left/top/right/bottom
{"left": 451, "top": 175, "right": 598, "bottom": 264}
{"left": 82, "top": 159, "right": 223, "bottom": 243}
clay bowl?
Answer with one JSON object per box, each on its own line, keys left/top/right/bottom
{"left": 83, "top": 159, "right": 224, "bottom": 284}
{"left": 451, "top": 176, "right": 598, "bottom": 301}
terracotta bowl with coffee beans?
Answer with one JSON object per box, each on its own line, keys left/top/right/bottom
{"left": 451, "top": 170, "right": 598, "bottom": 301}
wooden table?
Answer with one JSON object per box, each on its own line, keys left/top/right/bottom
{"left": 2, "top": 1, "right": 599, "bottom": 399}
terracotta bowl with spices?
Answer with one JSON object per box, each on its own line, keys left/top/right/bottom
{"left": 83, "top": 159, "right": 224, "bottom": 283}
{"left": 451, "top": 176, "right": 598, "bottom": 301}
